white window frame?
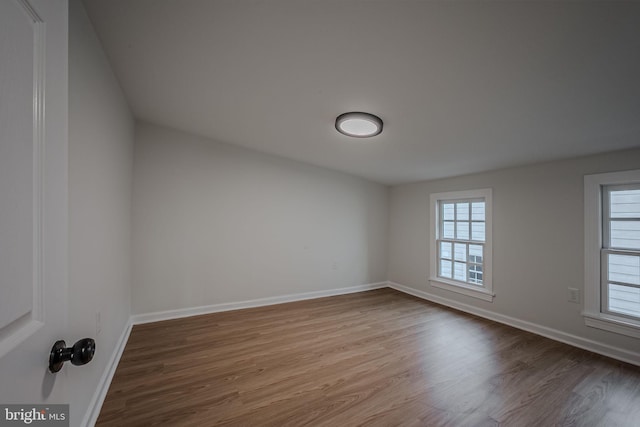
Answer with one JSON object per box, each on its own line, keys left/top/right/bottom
{"left": 584, "top": 170, "right": 640, "bottom": 339}
{"left": 429, "top": 188, "right": 494, "bottom": 302}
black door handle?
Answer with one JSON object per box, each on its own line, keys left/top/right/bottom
{"left": 49, "top": 338, "right": 96, "bottom": 373}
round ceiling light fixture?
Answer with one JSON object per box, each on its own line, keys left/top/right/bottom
{"left": 335, "top": 112, "right": 383, "bottom": 138}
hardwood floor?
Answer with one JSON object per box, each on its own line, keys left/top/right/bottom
{"left": 97, "top": 289, "right": 640, "bottom": 426}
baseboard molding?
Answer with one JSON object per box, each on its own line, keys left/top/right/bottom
{"left": 81, "top": 319, "right": 133, "bottom": 427}
{"left": 131, "top": 282, "right": 388, "bottom": 325}
{"left": 387, "top": 281, "right": 640, "bottom": 367}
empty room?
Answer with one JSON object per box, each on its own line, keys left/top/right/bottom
{"left": 1, "top": 0, "right": 640, "bottom": 426}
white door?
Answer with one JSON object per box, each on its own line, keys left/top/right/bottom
{"left": 0, "top": 0, "right": 69, "bottom": 409}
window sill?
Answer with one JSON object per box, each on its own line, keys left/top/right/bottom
{"left": 429, "top": 277, "right": 494, "bottom": 302}
{"left": 583, "top": 312, "right": 640, "bottom": 339}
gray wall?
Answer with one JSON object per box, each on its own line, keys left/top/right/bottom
{"left": 68, "top": 1, "right": 134, "bottom": 424}
{"left": 388, "top": 148, "right": 640, "bottom": 354}
{"left": 132, "top": 122, "right": 389, "bottom": 314}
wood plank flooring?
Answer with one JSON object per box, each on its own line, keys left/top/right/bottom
{"left": 97, "top": 289, "right": 640, "bottom": 426}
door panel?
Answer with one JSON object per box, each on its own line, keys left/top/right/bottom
{"left": 0, "top": 0, "right": 44, "bottom": 353}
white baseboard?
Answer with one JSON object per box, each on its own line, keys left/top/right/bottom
{"left": 131, "top": 282, "right": 388, "bottom": 325}
{"left": 81, "top": 319, "right": 133, "bottom": 427}
{"left": 387, "top": 281, "right": 640, "bottom": 367}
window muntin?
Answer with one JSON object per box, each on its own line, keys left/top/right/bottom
{"left": 437, "top": 199, "right": 486, "bottom": 286}
{"left": 602, "top": 185, "right": 640, "bottom": 320}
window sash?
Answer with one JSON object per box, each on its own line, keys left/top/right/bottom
{"left": 438, "top": 198, "right": 485, "bottom": 243}
{"left": 601, "top": 249, "right": 640, "bottom": 320}
{"left": 602, "top": 183, "right": 640, "bottom": 251}
{"left": 436, "top": 239, "right": 485, "bottom": 287}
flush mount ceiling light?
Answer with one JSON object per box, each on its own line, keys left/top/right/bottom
{"left": 335, "top": 112, "right": 383, "bottom": 138}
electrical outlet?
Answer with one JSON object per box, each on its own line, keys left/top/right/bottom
{"left": 332, "top": 261, "right": 338, "bottom": 271}
{"left": 96, "top": 311, "right": 102, "bottom": 336}
{"left": 568, "top": 288, "right": 580, "bottom": 303}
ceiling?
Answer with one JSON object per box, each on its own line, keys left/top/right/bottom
{"left": 82, "top": 0, "right": 640, "bottom": 185}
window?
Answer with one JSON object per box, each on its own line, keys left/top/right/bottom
{"left": 430, "top": 189, "right": 493, "bottom": 302}
{"left": 584, "top": 170, "right": 640, "bottom": 339}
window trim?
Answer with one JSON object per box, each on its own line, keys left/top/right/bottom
{"left": 584, "top": 170, "right": 640, "bottom": 339}
{"left": 429, "top": 188, "right": 494, "bottom": 302}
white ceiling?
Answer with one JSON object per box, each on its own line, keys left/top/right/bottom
{"left": 83, "top": 0, "right": 640, "bottom": 185}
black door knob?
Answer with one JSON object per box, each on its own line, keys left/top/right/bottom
{"left": 49, "top": 338, "right": 96, "bottom": 373}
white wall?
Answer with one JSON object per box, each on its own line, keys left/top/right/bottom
{"left": 388, "top": 148, "right": 640, "bottom": 355}
{"left": 132, "top": 122, "right": 389, "bottom": 314}
{"left": 68, "top": 1, "right": 134, "bottom": 424}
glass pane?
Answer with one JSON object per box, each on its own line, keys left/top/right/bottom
{"left": 610, "top": 189, "right": 640, "bottom": 219}
{"left": 443, "top": 221, "right": 454, "bottom": 239}
{"left": 608, "top": 253, "right": 640, "bottom": 285}
{"left": 608, "top": 283, "right": 640, "bottom": 318}
{"left": 456, "top": 222, "right": 469, "bottom": 240}
{"left": 469, "top": 244, "right": 483, "bottom": 263}
{"left": 610, "top": 220, "right": 640, "bottom": 250}
{"left": 454, "top": 262, "right": 466, "bottom": 282}
{"left": 440, "top": 241, "right": 452, "bottom": 259}
{"left": 469, "top": 264, "right": 483, "bottom": 285}
{"left": 472, "top": 202, "right": 485, "bottom": 221}
{"left": 439, "top": 259, "right": 452, "bottom": 278}
{"left": 454, "top": 243, "right": 466, "bottom": 262}
{"left": 471, "top": 222, "right": 485, "bottom": 241}
{"left": 442, "top": 203, "right": 455, "bottom": 221}
{"left": 456, "top": 203, "right": 469, "bottom": 220}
